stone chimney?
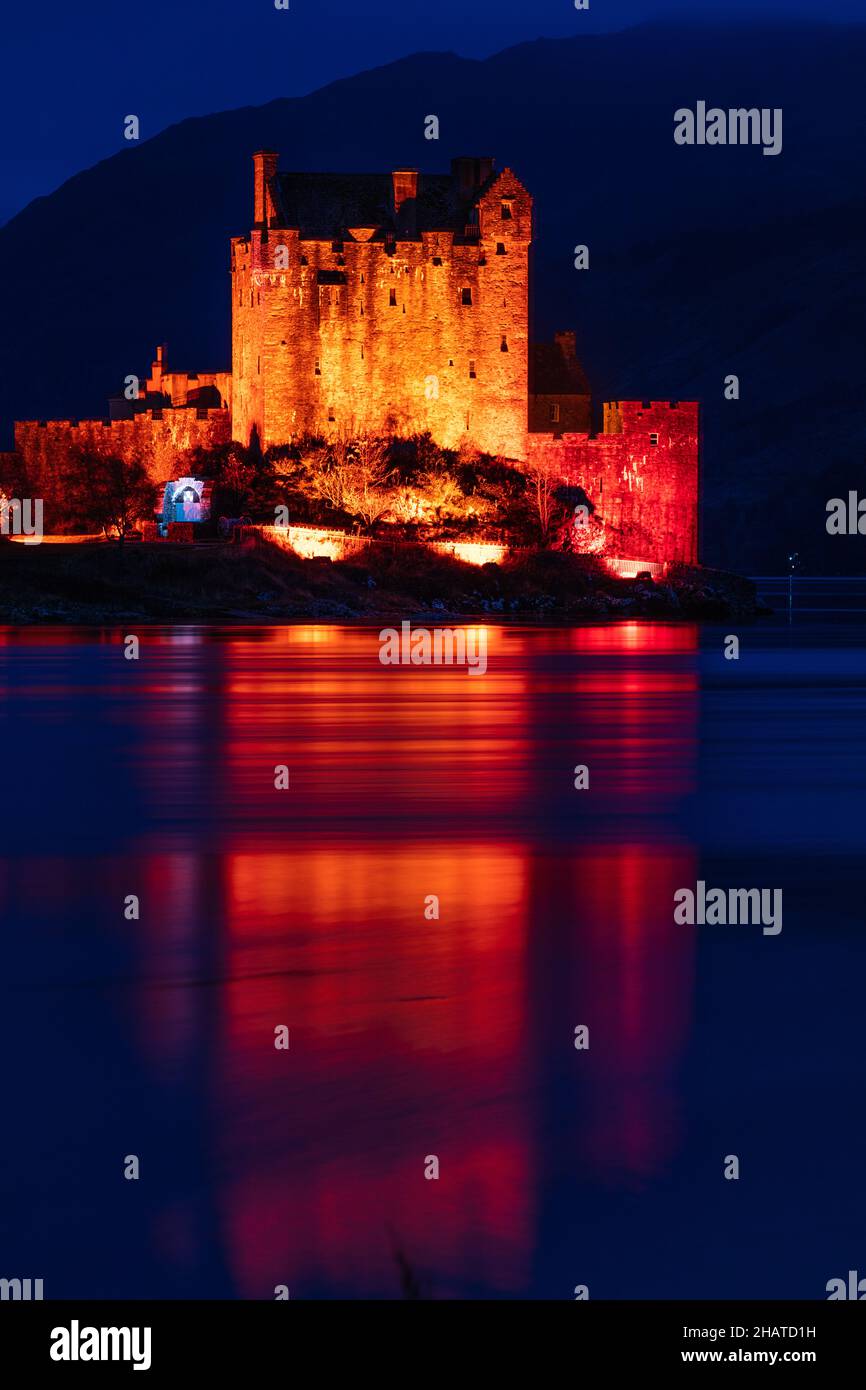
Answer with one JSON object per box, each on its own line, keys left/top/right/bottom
{"left": 555, "top": 331, "right": 577, "bottom": 360}
{"left": 150, "top": 344, "right": 167, "bottom": 393}
{"left": 392, "top": 169, "right": 418, "bottom": 213}
{"left": 252, "top": 150, "right": 279, "bottom": 227}
{"left": 392, "top": 169, "right": 418, "bottom": 235}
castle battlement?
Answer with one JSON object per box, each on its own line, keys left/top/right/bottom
{"left": 21, "top": 408, "right": 228, "bottom": 432}
{"left": 14, "top": 408, "right": 231, "bottom": 500}
{"left": 231, "top": 151, "right": 532, "bottom": 456}
{"left": 525, "top": 399, "right": 699, "bottom": 564}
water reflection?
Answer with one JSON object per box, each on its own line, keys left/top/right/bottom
{"left": 1, "top": 622, "right": 703, "bottom": 1296}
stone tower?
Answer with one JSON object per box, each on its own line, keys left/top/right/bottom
{"left": 231, "top": 151, "right": 532, "bottom": 458}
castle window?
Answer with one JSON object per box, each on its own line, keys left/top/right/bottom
{"left": 469, "top": 361, "right": 476, "bottom": 379}
{"left": 315, "top": 359, "right": 321, "bottom": 375}
{"left": 496, "top": 243, "right": 506, "bottom": 255}
{"left": 300, "top": 255, "right": 308, "bottom": 266}
{"left": 249, "top": 291, "right": 253, "bottom": 306}
{"left": 549, "top": 403, "right": 560, "bottom": 423}
{"left": 433, "top": 257, "right": 442, "bottom": 266}
{"left": 257, "top": 355, "right": 261, "bottom": 374}
{"left": 257, "top": 291, "right": 261, "bottom": 305}
{"left": 500, "top": 335, "right": 509, "bottom": 352}
{"left": 501, "top": 200, "right": 513, "bottom": 220}
{"left": 461, "top": 288, "right": 472, "bottom": 306}
{"left": 389, "top": 289, "right": 397, "bottom": 306}
{"left": 328, "top": 407, "right": 335, "bottom": 422}
{"left": 650, "top": 432, "right": 659, "bottom": 446}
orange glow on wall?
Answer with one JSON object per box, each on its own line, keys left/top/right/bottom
{"left": 442, "top": 541, "right": 507, "bottom": 566}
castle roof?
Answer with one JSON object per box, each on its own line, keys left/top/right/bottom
{"left": 270, "top": 170, "right": 496, "bottom": 239}
{"left": 530, "top": 343, "right": 591, "bottom": 396}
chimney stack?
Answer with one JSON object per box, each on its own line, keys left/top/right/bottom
{"left": 252, "top": 150, "right": 279, "bottom": 227}
{"left": 392, "top": 169, "right": 419, "bottom": 235}
{"left": 150, "top": 344, "right": 167, "bottom": 393}
{"left": 392, "top": 169, "right": 418, "bottom": 213}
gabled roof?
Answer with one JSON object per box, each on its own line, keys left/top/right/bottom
{"left": 530, "top": 343, "right": 591, "bottom": 396}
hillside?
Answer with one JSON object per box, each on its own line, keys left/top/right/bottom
{"left": 1, "top": 21, "right": 864, "bottom": 571}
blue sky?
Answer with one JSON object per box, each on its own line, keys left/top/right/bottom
{"left": 1, "top": 0, "right": 863, "bottom": 223}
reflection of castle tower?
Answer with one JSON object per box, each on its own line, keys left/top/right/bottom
{"left": 231, "top": 152, "right": 533, "bottom": 458}
{"left": 522, "top": 624, "right": 700, "bottom": 1191}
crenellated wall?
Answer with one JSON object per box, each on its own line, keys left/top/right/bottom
{"left": 526, "top": 401, "right": 699, "bottom": 564}
{"left": 231, "top": 168, "right": 532, "bottom": 459}
{"left": 14, "top": 409, "right": 231, "bottom": 512}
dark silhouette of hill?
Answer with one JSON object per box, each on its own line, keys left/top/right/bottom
{"left": 2, "top": 21, "right": 864, "bottom": 570}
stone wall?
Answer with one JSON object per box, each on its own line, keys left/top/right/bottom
{"left": 528, "top": 392, "right": 592, "bottom": 436}
{"left": 253, "top": 523, "right": 513, "bottom": 568}
{"left": 14, "top": 409, "right": 231, "bottom": 524}
{"left": 526, "top": 401, "right": 699, "bottom": 564}
{"left": 231, "top": 169, "right": 532, "bottom": 460}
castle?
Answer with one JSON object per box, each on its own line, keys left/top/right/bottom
{"left": 11, "top": 152, "right": 699, "bottom": 566}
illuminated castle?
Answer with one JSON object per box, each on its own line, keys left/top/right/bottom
{"left": 233, "top": 153, "right": 533, "bottom": 458}
{"left": 13, "top": 151, "right": 699, "bottom": 565}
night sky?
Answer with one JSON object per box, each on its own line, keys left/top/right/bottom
{"left": 2, "top": 0, "right": 863, "bottom": 225}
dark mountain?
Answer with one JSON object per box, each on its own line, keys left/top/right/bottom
{"left": 2, "top": 21, "right": 864, "bottom": 571}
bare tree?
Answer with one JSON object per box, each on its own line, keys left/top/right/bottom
{"left": 385, "top": 485, "right": 424, "bottom": 524}
{"left": 309, "top": 436, "right": 394, "bottom": 530}
{"left": 524, "top": 455, "right": 568, "bottom": 545}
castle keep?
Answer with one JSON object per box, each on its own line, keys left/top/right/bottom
{"left": 233, "top": 153, "right": 531, "bottom": 458}
{"left": 11, "top": 151, "right": 699, "bottom": 566}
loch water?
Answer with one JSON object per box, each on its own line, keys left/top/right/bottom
{"left": 1, "top": 578, "right": 864, "bottom": 1298}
